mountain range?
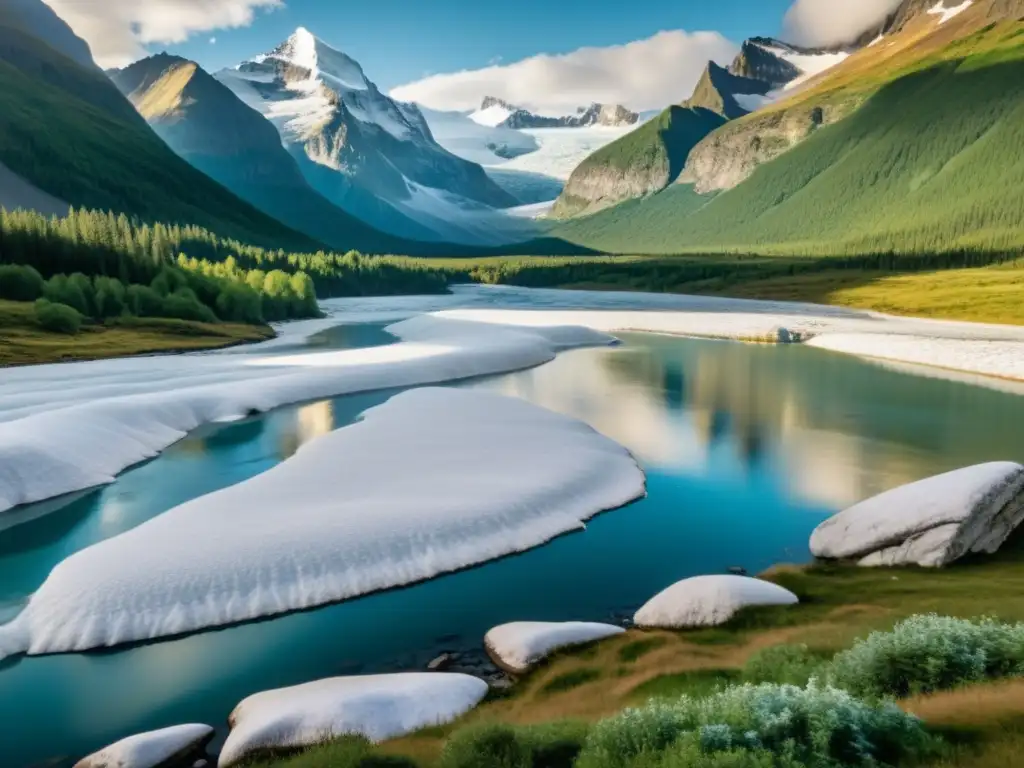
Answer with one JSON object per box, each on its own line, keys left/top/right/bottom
{"left": 1, "top": 0, "right": 1023, "bottom": 264}
{"left": 470, "top": 97, "right": 640, "bottom": 130}
{"left": 553, "top": 0, "right": 1024, "bottom": 256}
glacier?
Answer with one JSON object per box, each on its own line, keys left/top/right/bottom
{"left": 219, "top": 673, "right": 488, "bottom": 766}
{"left": 0, "top": 388, "right": 645, "bottom": 659}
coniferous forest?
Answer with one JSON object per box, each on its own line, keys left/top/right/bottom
{"left": 0, "top": 207, "right": 449, "bottom": 331}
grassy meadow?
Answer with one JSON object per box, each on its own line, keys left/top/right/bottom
{"left": 0, "top": 299, "right": 272, "bottom": 366}
{"left": 248, "top": 529, "right": 1024, "bottom": 768}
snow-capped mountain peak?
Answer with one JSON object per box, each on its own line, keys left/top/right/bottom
{"left": 269, "top": 27, "right": 369, "bottom": 92}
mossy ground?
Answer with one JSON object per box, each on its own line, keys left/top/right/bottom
{"left": 0, "top": 299, "right": 272, "bottom": 366}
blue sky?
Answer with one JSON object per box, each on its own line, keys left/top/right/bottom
{"left": 165, "top": 0, "right": 795, "bottom": 91}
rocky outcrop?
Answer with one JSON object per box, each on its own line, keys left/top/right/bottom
{"left": 678, "top": 97, "right": 855, "bottom": 193}
{"left": 729, "top": 40, "right": 801, "bottom": 89}
{"left": 484, "top": 621, "right": 625, "bottom": 675}
{"left": 634, "top": 575, "right": 799, "bottom": 628}
{"left": 811, "top": 463, "right": 1024, "bottom": 567}
{"left": 684, "top": 62, "right": 775, "bottom": 119}
{"left": 551, "top": 106, "right": 725, "bottom": 218}
{"left": 74, "top": 724, "right": 214, "bottom": 768}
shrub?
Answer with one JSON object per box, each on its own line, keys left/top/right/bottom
{"left": 34, "top": 298, "right": 81, "bottom": 334}
{"left": 742, "top": 645, "right": 826, "bottom": 687}
{"left": 93, "top": 276, "right": 127, "bottom": 318}
{"left": 160, "top": 288, "right": 217, "bottom": 323}
{"left": 439, "top": 722, "right": 588, "bottom": 768}
{"left": 828, "top": 614, "right": 1024, "bottom": 699}
{"left": 576, "top": 683, "right": 931, "bottom": 768}
{"left": 126, "top": 284, "right": 165, "bottom": 317}
{"left": 439, "top": 724, "right": 530, "bottom": 768}
{"left": 0, "top": 264, "right": 44, "bottom": 301}
{"left": 266, "top": 736, "right": 419, "bottom": 767}
{"left": 43, "top": 273, "right": 90, "bottom": 316}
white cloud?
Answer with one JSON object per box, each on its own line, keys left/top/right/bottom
{"left": 783, "top": 0, "right": 902, "bottom": 47}
{"left": 210, "top": 37, "right": 218, "bottom": 45}
{"left": 42, "top": 0, "right": 282, "bottom": 68}
{"left": 389, "top": 30, "right": 738, "bottom": 116}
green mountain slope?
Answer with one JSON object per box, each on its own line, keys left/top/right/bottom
{"left": 0, "top": 20, "right": 319, "bottom": 250}
{"left": 555, "top": 22, "right": 1024, "bottom": 257}
{"left": 109, "top": 54, "right": 442, "bottom": 255}
{"left": 550, "top": 107, "right": 727, "bottom": 219}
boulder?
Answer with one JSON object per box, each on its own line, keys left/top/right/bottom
{"left": 219, "top": 673, "right": 488, "bottom": 766}
{"left": 810, "top": 462, "right": 1024, "bottom": 567}
{"left": 484, "top": 621, "right": 625, "bottom": 675}
{"left": 74, "top": 725, "right": 213, "bottom": 768}
{"left": 633, "top": 575, "right": 798, "bottom": 628}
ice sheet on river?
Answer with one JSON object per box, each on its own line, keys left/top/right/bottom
{"left": 0, "top": 388, "right": 645, "bottom": 658}
{"left": 0, "top": 318, "right": 613, "bottom": 515}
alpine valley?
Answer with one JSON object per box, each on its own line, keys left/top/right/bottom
{"left": 4, "top": 2, "right": 1024, "bottom": 768}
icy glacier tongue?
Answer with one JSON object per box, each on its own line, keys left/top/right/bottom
{"left": 810, "top": 462, "right": 1024, "bottom": 567}
{"left": 219, "top": 673, "right": 488, "bottom": 766}
{"left": 0, "top": 388, "right": 645, "bottom": 659}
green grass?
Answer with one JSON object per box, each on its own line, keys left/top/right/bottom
{"left": 539, "top": 669, "right": 603, "bottom": 696}
{"left": 553, "top": 22, "right": 1024, "bottom": 257}
{"left": 626, "top": 669, "right": 742, "bottom": 704}
{"left": 617, "top": 637, "right": 669, "bottom": 663}
{"left": 0, "top": 23, "right": 319, "bottom": 251}
{"left": 0, "top": 299, "right": 271, "bottom": 366}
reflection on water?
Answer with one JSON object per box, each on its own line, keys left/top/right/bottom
{"left": 2, "top": 331, "right": 1024, "bottom": 767}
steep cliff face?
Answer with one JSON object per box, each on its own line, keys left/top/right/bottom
{"left": 729, "top": 40, "right": 801, "bottom": 87}
{"left": 551, "top": 107, "right": 726, "bottom": 218}
{"left": 684, "top": 62, "right": 775, "bottom": 119}
{"left": 678, "top": 99, "right": 856, "bottom": 193}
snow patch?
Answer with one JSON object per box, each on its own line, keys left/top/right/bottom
{"left": 928, "top": 1, "right": 973, "bottom": 24}
{"left": 75, "top": 724, "right": 213, "bottom": 768}
{"left": 485, "top": 622, "right": 625, "bottom": 674}
{"left": 220, "top": 674, "right": 487, "bottom": 766}
{"left": 0, "top": 388, "right": 644, "bottom": 657}
{"left": 756, "top": 43, "right": 850, "bottom": 91}
{"left": 634, "top": 575, "right": 799, "bottom": 628}
{"left": 470, "top": 103, "right": 514, "bottom": 127}
{"left": 733, "top": 92, "right": 778, "bottom": 112}
{"left": 810, "top": 462, "right": 1024, "bottom": 567}
{"left": 418, "top": 105, "right": 538, "bottom": 165}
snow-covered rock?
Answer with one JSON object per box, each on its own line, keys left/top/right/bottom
{"left": 0, "top": 388, "right": 644, "bottom": 658}
{"left": 484, "top": 621, "right": 625, "bottom": 674}
{"left": 810, "top": 462, "right": 1024, "bottom": 567}
{"left": 74, "top": 724, "right": 213, "bottom": 768}
{"left": 633, "top": 575, "right": 799, "bottom": 628}
{"left": 219, "top": 673, "right": 487, "bottom": 766}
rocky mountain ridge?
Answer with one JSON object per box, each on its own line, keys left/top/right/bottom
{"left": 214, "top": 28, "right": 517, "bottom": 243}
{"left": 475, "top": 97, "right": 639, "bottom": 129}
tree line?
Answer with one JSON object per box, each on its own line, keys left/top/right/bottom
{"left": 0, "top": 207, "right": 450, "bottom": 330}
